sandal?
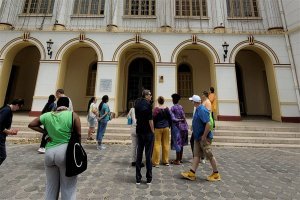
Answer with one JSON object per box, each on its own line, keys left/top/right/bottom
{"left": 170, "top": 160, "right": 181, "bottom": 165}
{"left": 87, "top": 137, "right": 94, "bottom": 140}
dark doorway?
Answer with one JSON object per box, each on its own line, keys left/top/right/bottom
{"left": 127, "top": 58, "right": 153, "bottom": 111}
{"left": 235, "top": 62, "right": 246, "bottom": 116}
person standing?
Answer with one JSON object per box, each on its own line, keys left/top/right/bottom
{"left": 181, "top": 95, "right": 221, "bottom": 181}
{"left": 87, "top": 97, "right": 98, "bottom": 140}
{"left": 135, "top": 89, "right": 154, "bottom": 185}
{"left": 96, "top": 95, "right": 110, "bottom": 150}
{"left": 170, "top": 93, "right": 188, "bottom": 165}
{"left": 0, "top": 99, "right": 24, "bottom": 165}
{"left": 37, "top": 94, "right": 56, "bottom": 153}
{"left": 208, "top": 87, "right": 217, "bottom": 128}
{"left": 28, "top": 97, "right": 81, "bottom": 200}
{"left": 152, "top": 96, "right": 172, "bottom": 167}
{"left": 55, "top": 89, "right": 73, "bottom": 111}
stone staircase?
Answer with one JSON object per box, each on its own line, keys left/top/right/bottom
{"left": 7, "top": 116, "right": 300, "bottom": 148}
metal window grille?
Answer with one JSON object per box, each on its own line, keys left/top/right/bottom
{"left": 73, "top": 0, "right": 105, "bottom": 15}
{"left": 175, "top": 0, "right": 207, "bottom": 17}
{"left": 23, "top": 0, "right": 54, "bottom": 14}
{"left": 227, "top": 0, "right": 259, "bottom": 17}
{"left": 124, "top": 0, "right": 156, "bottom": 16}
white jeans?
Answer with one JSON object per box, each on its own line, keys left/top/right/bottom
{"left": 44, "top": 143, "right": 77, "bottom": 200}
{"left": 131, "top": 126, "right": 137, "bottom": 162}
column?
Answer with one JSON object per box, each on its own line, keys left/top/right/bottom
{"left": 215, "top": 64, "right": 240, "bottom": 121}
{"left": 212, "top": 0, "right": 225, "bottom": 32}
{"left": 53, "top": 0, "right": 68, "bottom": 30}
{"left": 95, "top": 62, "right": 118, "bottom": 114}
{"left": 0, "top": 0, "right": 15, "bottom": 29}
{"left": 156, "top": 63, "right": 176, "bottom": 108}
{"left": 264, "top": 0, "right": 283, "bottom": 31}
{"left": 107, "top": 0, "right": 119, "bottom": 31}
{"left": 30, "top": 61, "right": 60, "bottom": 114}
{"left": 274, "top": 65, "right": 300, "bottom": 122}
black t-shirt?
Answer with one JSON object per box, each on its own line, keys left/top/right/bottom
{"left": 134, "top": 98, "right": 153, "bottom": 134}
{"left": 0, "top": 105, "right": 12, "bottom": 139}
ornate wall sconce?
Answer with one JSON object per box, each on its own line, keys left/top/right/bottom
{"left": 46, "top": 39, "right": 53, "bottom": 59}
{"left": 222, "top": 41, "right": 229, "bottom": 62}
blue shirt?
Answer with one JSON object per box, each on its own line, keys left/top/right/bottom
{"left": 192, "top": 105, "right": 213, "bottom": 140}
{"left": 100, "top": 103, "right": 110, "bottom": 122}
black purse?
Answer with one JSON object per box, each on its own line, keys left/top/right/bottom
{"left": 65, "top": 112, "right": 87, "bottom": 177}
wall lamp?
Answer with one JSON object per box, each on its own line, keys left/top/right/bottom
{"left": 222, "top": 41, "right": 229, "bottom": 62}
{"left": 46, "top": 39, "right": 53, "bottom": 59}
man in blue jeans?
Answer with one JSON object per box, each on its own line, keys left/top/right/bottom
{"left": 135, "top": 89, "right": 154, "bottom": 185}
{"left": 0, "top": 99, "right": 24, "bottom": 165}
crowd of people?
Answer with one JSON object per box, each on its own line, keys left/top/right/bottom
{"left": 0, "top": 87, "right": 220, "bottom": 198}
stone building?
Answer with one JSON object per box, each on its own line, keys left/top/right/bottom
{"left": 0, "top": 0, "right": 299, "bottom": 122}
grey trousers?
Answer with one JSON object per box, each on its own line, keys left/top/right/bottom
{"left": 44, "top": 143, "right": 77, "bottom": 200}
{"left": 131, "top": 126, "right": 137, "bottom": 162}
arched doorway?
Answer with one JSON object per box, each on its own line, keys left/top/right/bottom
{"left": 127, "top": 58, "right": 153, "bottom": 111}
{"left": 58, "top": 45, "right": 98, "bottom": 111}
{"left": 235, "top": 50, "right": 272, "bottom": 118}
{"left": 2, "top": 46, "right": 40, "bottom": 110}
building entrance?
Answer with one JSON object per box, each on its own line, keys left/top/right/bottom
{"left": 127, "top": 58, "right": 153, "bottom": 111}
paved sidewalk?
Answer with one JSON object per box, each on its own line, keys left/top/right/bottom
{"left": 0, "top": 144, "right": 300, "bottom": 199}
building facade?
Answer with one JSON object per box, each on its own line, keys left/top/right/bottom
{"left": 0, "top": 0, "right": 299, "bottom": 122}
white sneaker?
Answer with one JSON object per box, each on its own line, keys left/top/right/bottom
{"left": 201, "top": 159, "right": 206, "bottom": 164}
{"left": 37, "top": 147, "right": 45, "bottom": 154}
{"left": 100, "top": 145, "right": 106, "bottom": 150}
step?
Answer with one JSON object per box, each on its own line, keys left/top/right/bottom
{"left": 214, "top": 130, "right": 300, "bottom": 138}
{"left": 216, "top": 125, "right": 300, "bottom": 132}
{"left": 212, "top": 142, "right": 300, "bottom": 148}
{"left": 213, "top": 136, "right": 300, "bottom": 144}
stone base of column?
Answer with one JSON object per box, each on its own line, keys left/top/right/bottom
{"left": 53, "top": 23, "right": 66, "bottom": 31}
{"left": 214, "top": 26, "right": 225, "bottom": 33}
{"left": 217, "top": 115, "right": 241, "bottom": 121}
{"left": 160, "top": 25, "right": 172, "bottom": 32}
{"left": 268, "top": 27, "right": 284, "bottom": 33}
{"left": 107, "top": 24, "right": 118, "bottom": 32}
{"left": 0, "top": 22, "right": 13, "bottom": 30}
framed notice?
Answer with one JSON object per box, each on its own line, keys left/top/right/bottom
{"left": 100, "top": 79, "right": 112, "bottom": 92}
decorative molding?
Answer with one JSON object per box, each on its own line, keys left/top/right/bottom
{"left": 23, "top": 32, "right": 30, "bottom": 41}
{"left": 248, "top": 35, "right": 254, "bottom": 45}
{"left": 191, "top": 35, "right": 197, "bottom": 44}
{"left": 135, "top": 33, "right": 140, "bottom": 43}
{"left": 79, "top": 32, "right": 85, "bottom": 42}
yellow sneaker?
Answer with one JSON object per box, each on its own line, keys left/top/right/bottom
{"left": 181, "top": 170, "right": 196, "bottom": 181}
{"left": 207, "top": 172, "right": 221, "bottom": 181}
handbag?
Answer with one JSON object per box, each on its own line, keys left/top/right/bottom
{"left": 65, "top": 112, "right": 88, "bottom": 177}
{"left": 127, "top": 117, "right": 132, "bottom": 125}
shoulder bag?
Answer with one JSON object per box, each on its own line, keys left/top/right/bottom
{"left": 65, "top": 112, "right": 87, "bottom": 177}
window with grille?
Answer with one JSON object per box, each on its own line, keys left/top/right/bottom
{"left": 73, "top": 0, "right": 105, "bottom": 15}
{"left": 226, "top": 0, "right": 259, "bottom": 18}
{"left": 86, "top": 63, "right": 97, "bottom": 96}
{"left": 124, "top": 0, "right": 156, "bottom": 16}
{"left": 23, "top": 0, "right": 55, "bottom": 14}
{"left": 175, "top": 0, "right": 207, "bottom": 17}
{"left": 178, "top": 64, "right": 193, "bottom": 98}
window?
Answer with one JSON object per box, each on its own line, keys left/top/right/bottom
{"left": 178, "top": 64, "right": 193, "bottom": 98}
{"left": 227, "top": 0, "right": 259, "bottom": 18}
{"left": 86, "top": 63, "right": 97, "bottom": 96}
{"left": 175, "top": 0, "right": 207, "bottom": 17}
{"left": 23, "top": 0, "right": 55, "bottom": 14}
{"left": 124, "top": 0, "right": 156, "bottom": 16}
{"left": 73, "top": 0, "right": 105, "bottom": 15}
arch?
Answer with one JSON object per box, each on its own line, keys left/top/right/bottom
{"left": 55, "top": 38, "right": 103, "bottom": 61}
{"left": 229, "top": 40, "right": 280, "bottom": 64}
{"left": 0, "top": 37, "right": 46, "bottom": 60}
{"left": 171, "top": 39, "right": 220, "bottom": 63}
{"left": 112, "top": 38, "right": 161, "bottom": 62}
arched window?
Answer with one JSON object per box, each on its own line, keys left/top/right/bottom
{"left": 86, "top": 63, "right": 97, "bottom": 96}
{"left": 73, "top": 0, "right": 105, "bottom": 15}
{"left": 178, "top": 64, "right": 193, "bottom": 97}
{"left": 23, "top": 0, "right": 55, "bottom": 14}
{"left": 124, "top": 0, "right": 156, "bottom": 16}
{"left": 175, "top": 0, "right": 207, "bottom": 17}
{"left": 226, "top": 0, "right": 259, "bottom": 18}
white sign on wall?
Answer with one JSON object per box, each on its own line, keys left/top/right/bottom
{"left": 100, "top": 79, "right": 112, "bottom": 92}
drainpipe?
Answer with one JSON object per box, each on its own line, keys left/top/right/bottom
{"left": 278, "top": 0, "right": 300, "bottom": 111}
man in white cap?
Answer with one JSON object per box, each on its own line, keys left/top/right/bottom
{"left": 181, "top": 95, "right": 221, "bottom": 181}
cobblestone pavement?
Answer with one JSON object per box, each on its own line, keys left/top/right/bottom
{"left": 0, "top": 144, "right": 300, "bottom": 200}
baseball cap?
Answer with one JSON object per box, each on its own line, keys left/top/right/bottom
{"left": 189, "top": 95, "right": 201, "bottom": 103}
